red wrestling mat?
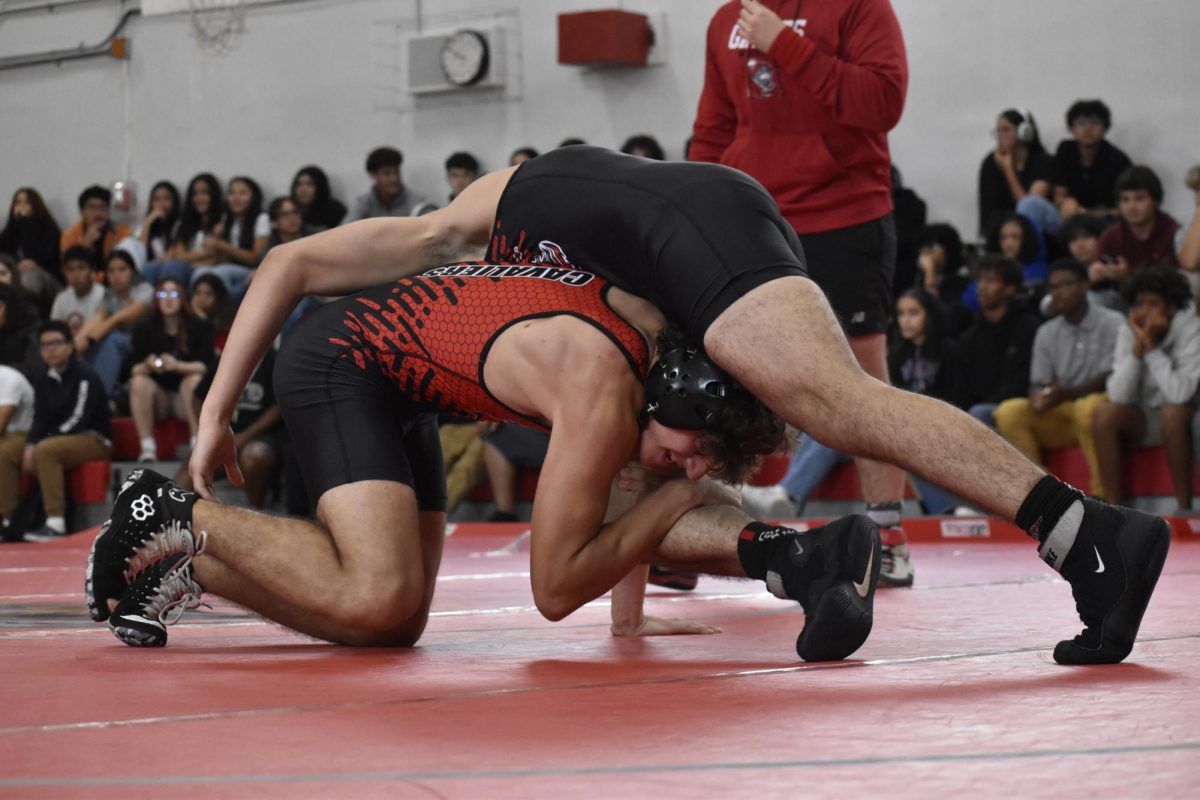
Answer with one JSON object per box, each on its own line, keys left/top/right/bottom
{"left": 2, "top": 523, "right": 1198, "bottom": 799}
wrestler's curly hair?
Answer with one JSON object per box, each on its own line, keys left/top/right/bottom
{"left": 654, "top": 326, "right": 795, "bottom": 484}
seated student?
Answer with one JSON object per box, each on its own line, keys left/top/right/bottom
{"left": 59, "top": 186, "right": 131, "bottom": 266}
{"left": 0, "top": 187, "right": 63, "bottom": 314}
{"left": 1, "top": 321, "right": 111, "bottom": 541}
{"left": 190, "top": 176, "right": 268, "bottom": 296}
{"left": 74, "top": 250, "right": 154, "bottom": 399}
{"left": 0, "top": 363, "right": 35, "bottom": 537}
{"left": 175, "top": 349, "right": 283, "bottom": 509}
{"left": 50, "top": 247, "right": 106, "bottom": 337}
{"left": 0, "top": 281, "right": 40, "bottom": 377}
{"left": 1052, "top": 99, "right": 1134, "bottom": 221}
{"left": 480, "top": 423, "right": 551, "bottom": 522}
{"left": 258, "top": 197, "right": 322, "bottom": 336}
{"left": 188, "top": 274, "right": 234, "bottom": 354}
{"left": 509, "top": 147, "right": 538, "bottom": 166}
{"left": 438, "top": 416, "right": 486, "bottom": 514}
{"left": 444, "top": 152, "right": 480, "bottom": 204}
{"left": 913, "top": 223, "right": 972, "bottom": 335}
{"left": 135, "top": 181, "right": 181, "bottom": 265}
{"left": 1096, "top": 166, "right": 1181, "bottom": 282}
{"left": 146, "top": 173, "right": 224, "bottom": 287}
{"left": 950, "top": 255, "right": 1042, "bottom": 428}
{"left": 290, "top": 165, "right": 347, "bottom": 231}
{"left": 889, "top": 165, "right": 929, "bottom": 295}
{"left": 994, "top": 260, "right": 1123, "bottom": 498}
{"left": 960, "top": 213, "right": 1048, "bottom": 314}
{"left": 1181, "top": 166, "right": 1200, "bottom": 296}
{"left": 978, "top": 109, "right": 1052, "bottom": 240}
{"left": 128, "top": 279, "right": 215, "bottom": 462}
{"left": 1057, "top": 213, "right": 1122, "bottom": 311}
{"left": 620, "top": 134, "right": 665, "bottom": 161}
{"left": 349, "top": 147, "right": 433, "bottom": 220}
{"left": 1093, "top": 267, "right": 1200, "bottom": 512}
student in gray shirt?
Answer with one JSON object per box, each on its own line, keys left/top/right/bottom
{"left": 349, "top": 146, "right": 435, "bottom": 221}
{"left": 1093, "top": 266, "right": 1200, "bottom": 511}
{"left": 996, "top": 259, "right": 1123, "bottom": 499}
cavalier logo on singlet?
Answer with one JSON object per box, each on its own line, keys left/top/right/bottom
{"left": 727, "top": 18, "right": 806, "bottom": 50}
{"left": 424, "top": 263, "right": 595, "bottom": 286}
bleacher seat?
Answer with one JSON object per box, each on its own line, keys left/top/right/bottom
{"left": 110, "top": 416, "right": 191, "bottom": 461}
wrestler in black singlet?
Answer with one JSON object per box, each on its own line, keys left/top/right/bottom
{"left": 489, "top": 145, "right": 809, "bottom": 342}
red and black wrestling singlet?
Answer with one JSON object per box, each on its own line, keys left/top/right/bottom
{"left": 327, "top": 264, "right": 651, "bottom": 427}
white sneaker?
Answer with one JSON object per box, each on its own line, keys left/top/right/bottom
{"left": 739, "top": 484, "right": 796, "bottom": 519}
{"left": 137, "top": 450, "right": 156, "bottom": 463}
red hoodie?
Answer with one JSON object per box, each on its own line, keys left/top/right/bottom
{"left": 689, "top": 0, "right": 907, "bottom": 234}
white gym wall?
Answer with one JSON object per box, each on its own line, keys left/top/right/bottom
{"left": 1, "top": 0, "right": 1196, "bottom": 239}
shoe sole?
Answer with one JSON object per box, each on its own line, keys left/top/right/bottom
{"left": 110, "top": 621, "right": 167, "bottom": 647}
{"left": 85, "top": 470, "right": 158, "bottom": 623}
{"left": 1054, "top": 513, "right": 1171, "bottom": 665}
{"left": 878, "top": 572, "right": 915, "bottom": 589}
{"left": 796, "top": 517, "right": 882, "bottom": 662}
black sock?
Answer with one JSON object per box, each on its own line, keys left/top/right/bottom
{"left": 737, "top": 521, "right": 799, "bottom": 579}
{"left": 1015, "top": 475, "right": 1084, "bottom": 543}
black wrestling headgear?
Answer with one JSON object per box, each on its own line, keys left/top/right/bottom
{"left": 643, "top": 345, "right": 739, "bottom": 430}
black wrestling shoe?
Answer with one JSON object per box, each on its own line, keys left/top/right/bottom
{"left": 648, "top": 565, "right": 699, "bottom": 592}
{"left": 1052, "top": 499, "right": 1171, "bottom": 665}
{"left": 86, "top": 468, "right": 202, "bottom": 623}
{"left": 108, "top": 552, "right": 207, "bottom": 647}
{"left": 763, "top": 515, "right": 881, "bottom": 662}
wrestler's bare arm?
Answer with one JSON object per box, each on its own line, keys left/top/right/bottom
{"left": 528, "top": 391, "right": 730, "bottom": 622}
{"left": 190, "top": 167, "right": 517, "bottom": 498}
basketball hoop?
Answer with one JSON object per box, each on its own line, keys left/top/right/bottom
{"left": 188, "top": 0, "right": 246, "bottom": 55}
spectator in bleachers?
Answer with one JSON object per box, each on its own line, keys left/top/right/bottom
{"left": 889, "top": 287, "right": 961, "bottom": 513}
{"left": 988, "top": 211, "right": 1048, "bottom": 286}
{"left": 914, "top": 223, "right": 971, "bottom": 335}
{"left": 1058, "top": 213, "right": 1122, "bottom": 311}
{"left": 4, "top": 320, "right": 112, "bottom": 541}
{"left": 59, "top": 185, "right": 130, "bottom": 266}
{"left": 481, "top": 423, "right": 550, "bottom": 522}
{"left": 994, "top": 259, "right": 1123, "bottom": 498}
{"left": 620, "top": 134, "right": 665, "bottom": 160}
{"left": 1051, "top": 99, "right": 1133, "bottom": 221}
{"left": 0, "top": 188, "right": 63, "bottom": 293}
{"left": 0, "top": 362, "right": 35, "bottom": 536}
{"left": 50, "top": 247, "right": 106, "bottom": 337}
{"left": 1096, "top": 166, "right": 1180, "bottom": 279}
{"left": 188, "top": 274, "right": 234, "bottom": 354}
{"left": 290, "top": 165, "right": 347, "bottom": 231}
{"left": 445, "top": 151, "right": 480, "bottom": 203}
{"left": 1180, "top": 166, "right": 1200, "bottom": 296}
{"left": 190, "top": 176, "right": 268, "bottom": 296}
{"left": 978, "top": 109, "right": 1052, "bottom": 239}
{"left": 350, "top": 146, "right": 432, "bottom": 220}
{"left": 950, "top": 255, "right": 1041, "bottom": 427}
{"left": 0, "top": 281, "right": 39, "bottom": 376}
{"left": 147, "top": 173, "right": 223, "bottom": 286}
{"left": 1093, "top": 267, "right": 1200, "bottom": 512}
{"left": 890, "top": 165, "right": 929, "bottom": 295}
{"left": 72, "top": 250, "right": 153, "bottom": 399}
{"left": 128, "top": 278, "right": 215, "bottom": 462}
{"left": 260, "top": 197, "right": 322, "bottom": 336}
{"left": 509, "top": 147, "right": 538, "bottom": 166}
{"left": 175, "top": 349, "right": 283, "bottom": 509}
{"left": 134, "top": 181, "right": 181, "bottom": 265}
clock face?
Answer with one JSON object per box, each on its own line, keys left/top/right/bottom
{"left": 440, "top": 30, "right": 489, "bottom": 86}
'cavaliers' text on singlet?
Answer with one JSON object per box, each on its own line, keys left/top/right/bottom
{"left": 328, "top": 264, "right": 651, "bottom": 429}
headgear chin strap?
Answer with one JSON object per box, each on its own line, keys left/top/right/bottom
{"left": 643, "top": 345, "right": 739, "bottom": 430}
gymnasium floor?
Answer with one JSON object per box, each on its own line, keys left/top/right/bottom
{"left": 2, "top": 520, "right": 1198, "bottom": 799}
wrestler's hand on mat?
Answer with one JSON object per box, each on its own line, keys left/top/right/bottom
{"left": 611, "top": 615, "right": 722, "bottom": 637}
{"left": 190, "top": 417, "right": 244, "bottom": 500}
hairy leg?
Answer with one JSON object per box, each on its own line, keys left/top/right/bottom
{"left": 704, "top": 277, "right": 1043, "bottom": 519}
{"left": 191, "top": 480, "right": 436, "bottom": 637}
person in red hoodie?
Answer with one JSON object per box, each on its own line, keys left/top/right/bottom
{"left": 690, "top": 0, "right": 914, "bottom": 585}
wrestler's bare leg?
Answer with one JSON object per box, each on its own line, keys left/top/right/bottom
{"left": 704, "top": 276, "right": 1042, "bottom": 518}
{"left": 190, "top": 482, "right": 445, "bottom": 645}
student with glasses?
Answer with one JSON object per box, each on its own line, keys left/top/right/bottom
{"left": 127, "top": 279, "right": 215, "bottom": 463}
{"left": 0, "top": 320, "right": 111, "bottom": 541}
